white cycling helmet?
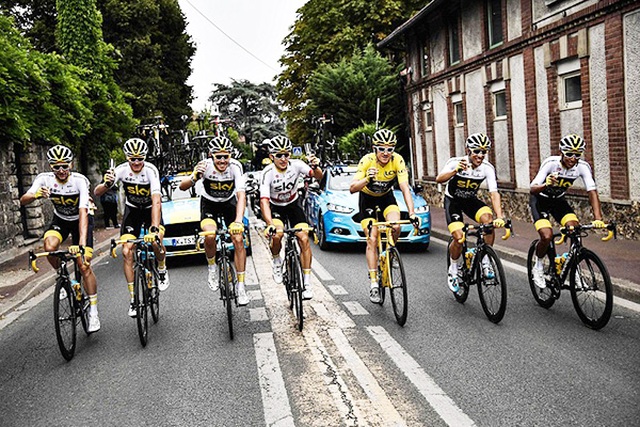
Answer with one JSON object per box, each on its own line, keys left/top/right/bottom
{"left": 559, "top": 134, "right": 586, "bottom": 155}
{"left": 47, "top": 145, "right": 74, "bottom": 164}
{"left": 465, "top": 133, "right": 492, "bottom": 150}
{"left": 123, "top": 138, "right": 148, "bottom": 158}
{"left": 372, "top": 129, "right": 397, "bottom": 146}
{"left": 268, "top": 135, "right": 293, "bottom": 154}
{"left": 208, "top": 136, "right": 234, "bottom": 153}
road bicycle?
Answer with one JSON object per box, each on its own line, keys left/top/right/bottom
{"left": 269, "top": 225, "right": 317, "bottom": 331}
{"left": 111, "top": 235, "right": 162, "bottom": 346}
{"left": 367, "top": 210, "right": 420, "bottom": 326}
{"left": 29, "top": 248, "right": 92, "bottom": 361}
{"left": 197, "top": 222, "right": 239, "bottom": 340}
{"left": 526, "top": 223, "right": 615, "bottom": 330}
{"left": 312, "top": 114, "right": 339, "bottom": 165}
{"left": 447, "top": 221, "right": 512, "bottom": 323}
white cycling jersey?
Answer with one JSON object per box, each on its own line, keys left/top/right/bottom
{"left": 531, "top": 156, "right": 596, "bottom": 198}
{"left": 259, "top": 160, "right": 313, "bottom": 206}
{"left": 200, "top": 158, "right": 246, "bottom": 202}
{"left": 111, "top": 162, "right": 161, "bottom": 208}
{"left": 28, "top": 172, "right": 90, "bottom": 221}
{"left": 440, "top": 156, "right": 498, "bottom": 199}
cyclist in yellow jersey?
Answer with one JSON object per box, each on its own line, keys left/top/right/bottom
{"left": 350, "top": 129, "right": 420, "bottom": 303}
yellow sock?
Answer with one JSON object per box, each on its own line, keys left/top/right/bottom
{"left": 368, "top": 269, "right": 378, "bottom": 282}
{"left": 89, "top": 294, "right": 98, "bottom": 306}
{"left": 207, "top": 256, "right": 216, "bottom": 266}
{"left": 237, "top": 272, "right": 245, "bottom": 284}
{"left": 158, "top": 259, "right": 166, "bottom": 270}
{"left": 128, "top": 282, "right": 134, "bottom": 300}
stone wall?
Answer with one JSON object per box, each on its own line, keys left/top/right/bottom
{"left": 419, "top": 180, "right": 639, "bottom": 240}
{"left": 0, "top": 143, "right": 24, "bottom": 250}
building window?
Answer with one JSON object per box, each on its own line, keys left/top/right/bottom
{"left": 448, "top": 14, "right": 461, "bottom": 65}
{"left": 487, "top": 0, "right": 503, "bottom": 48}
{"left": 454, "top": 102, "right": 464, "bottom": 126}
{"left": 494, "top": 90, "right": 507, "bottom": 118}
{"left": 420, "top": 38, "right": 430, "bottom": 78}
{"left": 422, "top": 102, "right": 432, "bottom": 130}
{"left": 557, "top": 58, "right": 582, "bottom": 110}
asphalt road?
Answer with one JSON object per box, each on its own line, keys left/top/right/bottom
{"left": 1, "top": 227, "right": 639, "bottom": 426}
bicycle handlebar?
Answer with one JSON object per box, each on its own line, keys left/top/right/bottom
{"left": 110, "top": 235, "right": 163, "bottom": 258}
{"left": 456, "top": 220, "right": 513, "bottom": 244}
{"left": 267, "top": 225, "right": 318, "bottom": 245}
{"left": 29, "top": 249, "right": 82, "bottom": 273}
{"left": 555, "top": 222, "right": 616, "bottom": 245}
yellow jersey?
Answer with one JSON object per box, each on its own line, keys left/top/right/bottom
{"left": 354, "top": 153, "right": 409, "bottom": 196}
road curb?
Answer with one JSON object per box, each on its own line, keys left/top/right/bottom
{"left": 429, "top": 227, "right": 640, "bottom": 305}
{"left": 0, "top": 238, "right": 115, "bottom": 320}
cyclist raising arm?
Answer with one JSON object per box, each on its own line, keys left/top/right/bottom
{"left": 260, "top": 136, "right": 322, "bottom": 299}
{"left": 20, "top": 145, "right": 100, "bottom": 332}
{"left": 95, "top": 138, "right": 169, "bottom": 318}
{"left": 179, "top": 136, "right": 249, "bottom": 306}
{"left": 349, "top": 129, "right": 420, "bottom": 304}
{"left": 529, "top": 134, "right": 604, "bottom": 288}
{"left": 435, "top": 133, "right": 505, "bottom": 293}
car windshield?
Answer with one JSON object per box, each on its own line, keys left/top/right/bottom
{"left": 328, "top": 172, "right": 355, "bottom": 191}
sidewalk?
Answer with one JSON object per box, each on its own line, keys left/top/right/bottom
{"left": 428, "top": 206, "right": 640, "bottom": 304}
{"left": 0, "top": 226, "right": 121, "bottom": 319}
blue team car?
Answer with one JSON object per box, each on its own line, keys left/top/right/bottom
{"left": 161, "top": 175, "right": 251, "bottom": 257}
{"left": 303, "top": 165, "right": 431, "bottom": 251}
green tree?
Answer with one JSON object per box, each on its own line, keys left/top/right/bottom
{"left": 0, "top": 15, "right": 91, "bottom": 147}
{"left": 209, "top": 80, "right": 285, "bottom": 145}
{"left": 277, "top": 0, "right": 426, "bottom": 142}
{"left": 56, "top": 0, "right": 133, "bottom": 170}
{"left": 307, "top": 45, "right": 402, "bottom": 138}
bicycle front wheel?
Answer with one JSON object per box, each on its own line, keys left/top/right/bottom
{"left": 477, "top": 246, "right": 507, "bottom": 323}
{"left": 78, "top": 279, "right": 90, "bottom": 336}
{"left": 526, "top": 240, "right": 556, "bottom": 308}
{"left": 54, "top": 278, "right": 76, "bottom": 361}
{"left": 135, "top": 267, "right": 149, "bottom": 347}
{"left": 291, "top": 254, "right": 304, "bottom": 331}
{"left": 388, "top": 247, "right": 408, "bottom": 326}
{"left": 220, "top": 256, "right": 234, "bottom": 340}
{"left": 570, "top": 249, "right": 613, "bottom": 330}
{"left": 149, "top": 261, "right": 160, "bottom": 324}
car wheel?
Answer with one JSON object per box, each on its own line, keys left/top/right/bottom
{"left": 317, "top": 213, "right": 331, "bottom": 251}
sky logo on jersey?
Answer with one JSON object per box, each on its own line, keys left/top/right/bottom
{"left": 50, "top": 195, "right": 79, "bottom": 206}
{"left": 207, "top": 181, "right": 234, "bottom": 191}
{"left": 456, "top": 179, "right": 481, "bottom": 189}
{"left": 124, "top": 183, "right": 151, "bottom": 196}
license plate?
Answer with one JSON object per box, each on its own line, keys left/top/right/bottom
{"left": 171, "top": 236, "right": 196, "bottom": 246}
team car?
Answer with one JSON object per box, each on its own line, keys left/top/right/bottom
{"left": 303, "top": 165, "right": 431, "bottom": 250}
{"left": 161, "top": 174, "right": 251, "bottom": 257}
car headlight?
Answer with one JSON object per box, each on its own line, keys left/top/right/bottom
{"left": 415, "top": 204, "right": 430, "bottom": 213}
{"left": 327, "top": 203, "right": 354, "bottom": 214}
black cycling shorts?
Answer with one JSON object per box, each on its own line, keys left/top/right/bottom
{"left": 444, "top": 196, "right": 489, "bottom": 225}
{"left": 357, "top": 191, "right": 399, "bottom": 222}
{"left": 45, "top": 214, "right": 94, "bottom": 247}
{"left": 529, "top": 194, "right": 575, "bottom": 225}
{"left": 270, "top": 198, "right": 307, "bottom": 228}
{"left": 201, "top": 197, "right": 237, "bottom": 228}
{"left": 121, "top": 205, "right": 163, "bottom": 237}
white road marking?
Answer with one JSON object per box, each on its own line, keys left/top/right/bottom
{"left": 305, "top": 331, "right": 363, "bottom": 426}
{"left": 254, "top": 332, "right": 295, "bottom": 427}
{"left": 249, "top": 307, "right": 269, "bottom": 322}
{"left": 247, "top": 289, "right": 263, "bottom": 301}
{"left": 367, "top": 326, "right": 476, "bottom": 427}
{"left": 312, "top": 259, "right": 335, "bottom": 281}
{"left": 342, "top": 301, "right": 369, "bottom": 316}
{"left": 0, "top": 286, "right": 54, "bottom": 331}
{"left": 328, "top": 328, "right": 406, "bottom": 426}
{"left": 328, "top": 284, "right": 348, "bottom": 295}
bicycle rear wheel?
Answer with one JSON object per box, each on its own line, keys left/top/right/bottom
{"left": 388, "top": 247, "right": 408, "bottom": 326}
{"left": 291, "top": 254, "right": 304, "bottom": 331}
{"left": 221, "top": 256, "right": 234, "bottom": 340}
{"left": 149, "top": 261, "right": 160, "bottom": 324}
{"left": 54, "top": 278, "right": 76, "bottom": 361}
{"left": 284, "top": 252, "right": 294, "bottom": 309}
{"left": 477, "top": 246, "right": 507, "bottom": 323}
{"left": 526, "top": 240, "right": 556, "bottom": 308}
{"left": 77, "top": 278, "right": 90, "bottom": 336}
{"left": 570, "top": 249, "right": 613, "bottom": 330}
{"left": 135, "top": 267, "right": 149, "bottom": 347}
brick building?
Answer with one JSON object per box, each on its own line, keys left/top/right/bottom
{"left": 379, "top": 0, "right": 640, "bottom": 238}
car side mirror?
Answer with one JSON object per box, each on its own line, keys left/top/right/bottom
{"left": 308, "top": 182, "right": 320, "bottom": 192}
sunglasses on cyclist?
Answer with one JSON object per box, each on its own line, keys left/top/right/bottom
{"left": 374, "top": 146, "right": 395, "bottom": 154}
{"left": 563, "top": 152, "right": 581, "bottom": 159}
{"left": 471, "top": 149, "right": 487, "bottom": 155}
{"left": 273, "top": 152, "right": 290, "bottom": 159}
{"left": 214, "top": 154, "right": 230, "bottom": 160}
{"left": 128, "top": 157, "right": 145, "bottom": 163}
{"left": 52, "top": 164, "right": 70, "bottom": 171}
